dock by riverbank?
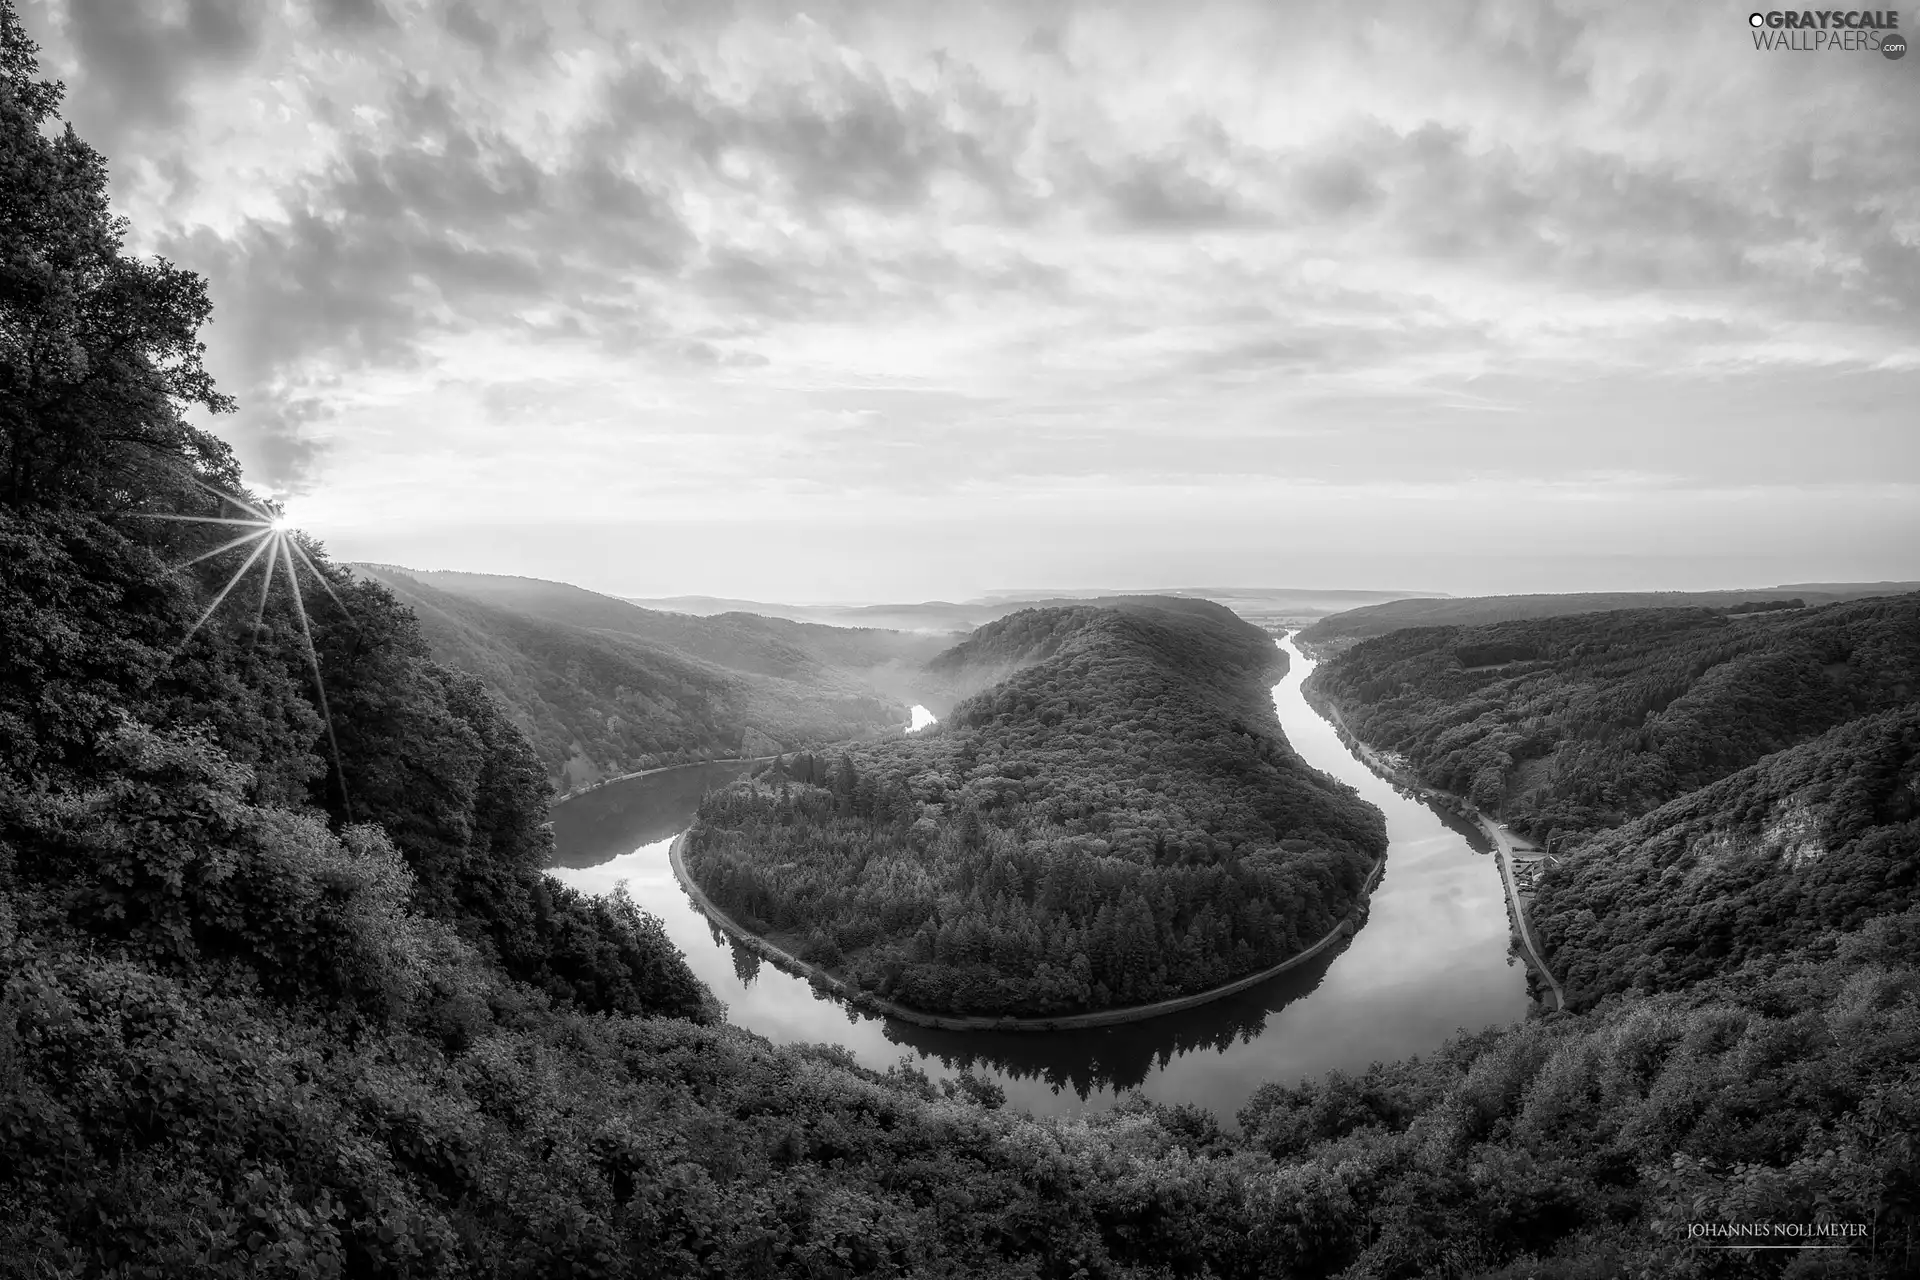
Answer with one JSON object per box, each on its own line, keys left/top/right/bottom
{"left": 1472, "top": 814, "right": 1566, "bottom": 1011}
{"left": 1313, "top": 699, "right": 1564, "bottom": 1011}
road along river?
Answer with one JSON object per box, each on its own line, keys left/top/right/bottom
{"left": 547, "top": 634, "right": 1533, "bottom": 1122}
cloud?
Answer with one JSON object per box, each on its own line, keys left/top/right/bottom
{"left": 13, "top": 0, "right": 1915, "bottom": 551}
{"left": 313, "top": 0, "right": 392, "bottom": 31}
{"left": 442, "top": 2, "right": 498, "bottom": 51}
{"left": 55, "top": 0, "right": 260, "bottom": 138}
{"left": 583, "top": 41, "right": 1041, "bottom": 217}
{"left": 159, "top": 65, "right": 703, "bottom": 483}
{"left": 1103, "top": 156, "right": 1267, "bottom": 232}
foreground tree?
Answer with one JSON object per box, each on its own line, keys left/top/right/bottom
{"left": 0, "top": 5, "right": 235, "bottom": 509}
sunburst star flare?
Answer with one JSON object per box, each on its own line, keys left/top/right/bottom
{"left": 137, "top": 485, "right": 355, "bottom": 823}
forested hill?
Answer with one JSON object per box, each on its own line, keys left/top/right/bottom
{"left": 914, "top": 595, "right": 1275, "bottom": 715}
{"left": 357, "top": 566, "right": 914, "bottom": 792}
{"left": 1304, "top": 594, "right": 1920, "bottom": 842}
{"left": 684, "top": 601, "right": 1386, "bottom": 1017}
{"left": 381, "top": 567, "right": 954, "bottom": 679}
{"left": 1298, "top": 582, "right": 1920, "bottom": 652}
{"left": 1532, "top": 704, "right": 1920, "bottom": 1010}
{"left": 927, "top": 596, "right": 1267, "bottom": 676}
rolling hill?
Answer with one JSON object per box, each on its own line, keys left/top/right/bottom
{"left": 353, "top": 567, "right": 930, "bottom": 792}
{"left": 1532, "top": 704, "right": 1920, "bottom": 1009}
{"left": 629, "top": 586, "right": 1434, "bottom": 635}
{"left": 377, "top": 568, "right": 957, "bottom": 678}
{"left": 1298, "top": 582, "right": 1920, "bottom": 653}
{"left": 1303, "top": 593, "right": 1920, "bottom": 842}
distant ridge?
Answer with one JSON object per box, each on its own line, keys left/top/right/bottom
{"left": 976, "top": 586, "right": 1445, "bottom": 602}
{"left": 626, "top": 595, "right": 983, "bottom": 632}
{"left": 1299, "top": 581, "right": 1920, "bottom": 651}
{"left": 350, "top": 565, "right": 951, "bottom": 791}
{"left": 630, "top": 586, "right": 1438, "bottom": 632}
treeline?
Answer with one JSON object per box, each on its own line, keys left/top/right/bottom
{"left": 1303, "top": 597, "right": 1920, "bottom": 842}
{"left": 685, "top": 603, "right": 1387, "bottom": 1016}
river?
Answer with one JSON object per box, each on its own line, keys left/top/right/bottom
{"left": 546, "top": 634, "right": 1531, "bottom": 1122}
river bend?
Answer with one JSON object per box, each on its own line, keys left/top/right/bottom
{"left": 546, "top": 635, "right": 1531, "bottom": 1120}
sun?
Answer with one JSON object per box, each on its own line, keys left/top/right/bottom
{"left": 129, "top": 480, "right": 355, "bottom": 818}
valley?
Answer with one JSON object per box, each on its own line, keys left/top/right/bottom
{"left": 548, "top": 631, "right": 1529, "bottom": 1119}
{"left": 352, "top": 565, "right": 949, "bottom": 793}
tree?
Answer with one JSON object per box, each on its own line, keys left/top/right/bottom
{"left": 0, "top": 6, "right": 235, "bottom": 509}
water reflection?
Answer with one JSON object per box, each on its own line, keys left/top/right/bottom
{"left": 546, "top": 635, "right": 1530, "bottom": 1121}
{"left": 875, "top": 940, "right": 1346, "bottom": 1104}
{"left": 548, "top": 760, "right": 755, "bottom": 869}
{"left": 730, "top": 934, "right": 764, "bottom": 986}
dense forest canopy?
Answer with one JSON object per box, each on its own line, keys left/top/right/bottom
{"left": 684, "top": 602, "right": 1387, "bottom": 1017}
{"left": 2, "top": 7, "right": 1917, "bottom": 1275}
{"left": 1298, "top": 584, "right": 1920, "bottom": 653}
{"left": 1303, "top": 596, "right": 1920, "bottom": 843}
{"left": 1531, "top": 704, "right": 1920, "bottom": 1010}
{"left": 358, "top": 567, "right": 914, "bottom": 792}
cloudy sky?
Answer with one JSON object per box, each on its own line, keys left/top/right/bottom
{"left": 21, "top": 0, "right": 1920, "bottom": 601}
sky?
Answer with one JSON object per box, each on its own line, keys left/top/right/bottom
{"left": 20, "top": 0, "right": 1920, "bottom": 602}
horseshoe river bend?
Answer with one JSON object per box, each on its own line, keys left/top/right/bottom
{"left": 546, "top": 634, "right": 1533, "bottom": 1122}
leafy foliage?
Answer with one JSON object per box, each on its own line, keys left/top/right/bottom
{"left": 0, "top": 3, "right": 234, "bottom": 508}
{"left": 1235, "top": 922, "right": 1920, "bottom": 1278}
{"left": 686, "top": 602, "right": 1387, "bottom": 1016}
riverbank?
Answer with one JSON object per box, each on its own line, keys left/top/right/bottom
{"left": 1473, "top": 814, "right": 1566, "bottom": 1011}
{"left": 1307, "top": 691, "right": 1563, "bottom": 1010}
{"left": 669, "top": 832, "right": 1387, "bottom": 1033}
{"left": 554, "top": 754, "right": 778, "bottom": 803}
{"left": 545, "top": 636, "right": 1529, "bottom": 1117}
{"left": 1307, "top": 696, "right": 1460, "bottom": 813}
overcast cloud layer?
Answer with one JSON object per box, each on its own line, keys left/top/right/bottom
{"left": 21, "top": 0, "right": 1920, "bottom": 599}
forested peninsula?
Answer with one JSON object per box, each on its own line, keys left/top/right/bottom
{"left": 684, "top": 601, "right": 1387, "bottom": 1018}
{"left": 4, "top": 13, "right": 1919, "bottom": 1274}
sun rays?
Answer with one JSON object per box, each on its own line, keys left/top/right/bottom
{"left": 130, "top": 480, "right": 354, "bottom": 820}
